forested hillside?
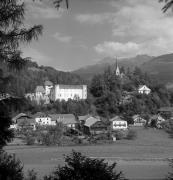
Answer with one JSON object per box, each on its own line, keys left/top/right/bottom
{"left": 0, "top": 60, "right": 86, "bottom": 96}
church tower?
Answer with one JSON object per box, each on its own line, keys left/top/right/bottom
{"left": 115, "top": 57, "right": 120, "bottom": 76}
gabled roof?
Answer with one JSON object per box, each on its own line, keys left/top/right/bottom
{"left": 32, "top": 112, "right": 49, "bottom": 118}
{"left": 12, "top": 113, "right": 31, "bottom": 123}
{"left": 57, "top": 85, "right": 84, "bottom": 89}
{"left": 55, "top": 114, "right": 77, "bottom": 125}
{"left": 78, "top": 115, "right": 91, "bottom": 121}
{"left": 158, "top": 107, "right": 173, "bottom": 112}
{"left": 84, "top": 117, "right": 100, "bottom": 127}
{"left": 44, "top": 80, "right": 53, "bottom": 86}
{"left": 110, "top": 116, "right": 124, "bottom": 122}
{"left": 138, "top": 85, "right": 150, "bottom": 90}
{"left": 35, "top": 86, "right": 45, "bottom": 93}
{"left": 17, "top": 118, "right": 35, "bottom": 126}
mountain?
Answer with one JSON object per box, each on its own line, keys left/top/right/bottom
{"left": 142, "top": 53, "right": 173, "bottom": 84}
{"left": 73, "top": 55, "right": 153, "bottom": 80}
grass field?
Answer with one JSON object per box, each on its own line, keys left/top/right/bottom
{"left": 5, "top": 127, "right": 173, "bottom": 180}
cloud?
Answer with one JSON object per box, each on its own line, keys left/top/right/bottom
{"left": 94, "top": 0, "right": 173, "bottom": 57}
{"left": 95, "top": 41, "right": 140, "bottom": 57}
{"left": 26, "top": 1, "right": 64, "bottom": 19}
{"left": 53, "top": 32, "right": 72, "bottom": 43}
{"left": 75, "top": 13, "right": 114, "bottom": 24}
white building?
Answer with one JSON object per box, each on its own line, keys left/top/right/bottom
{"left": 34, "top": 112, "right": 52, "bottom": 125}
{"left": 44, "top": 80, "right": 53, "bottom": 96}
{"left": 50, "top": 84, "right": 87, "bottom": 101}
{"left": 110, "top": 116, "right": 128, "bottom": 130}
{"left": 138, "top": 85, "right": 151, "bottom": 95}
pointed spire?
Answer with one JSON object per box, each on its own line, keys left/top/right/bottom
{"left": 115, "top": 57, "right": 120, "bottom": 76}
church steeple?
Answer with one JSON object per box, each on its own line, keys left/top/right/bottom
{"left": 115, "top": 57, "right": 120, "bottom": 76}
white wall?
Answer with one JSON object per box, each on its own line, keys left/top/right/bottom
{"left": 112, "top": 120, "right": 127, "bottom": 130}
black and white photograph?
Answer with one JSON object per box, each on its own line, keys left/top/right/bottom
{"left": 1, "top": 0, "right": 173, "bottom": 179}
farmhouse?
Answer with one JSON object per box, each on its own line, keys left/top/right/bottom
{"left": 12, "top": 113, "right": 35, "bottom": 130}
{"left": 110, "top": 116, "right": 128, "bottom": 130}
{"left": 149, "top": 115, "right": 165, "bottom": 128}
{"left": 50, "top": 84, "right": 87, "bottom": 101}
{"left": 34, "top": 112, "right": 52, "bottom": 125}
{"left": 158, "top": 107, "right": 173, "bottom": 119}
{"left": 84, "top": 117, "right": 107, "bottom": 135}
{"left": 138, "top": 85, "right": 151, "bottom": 95}
{"left": 55, "top": 114, "right": 78, "bottom": 129}
{"left": 132, "top": 114, "right": 146, "bottom": 126}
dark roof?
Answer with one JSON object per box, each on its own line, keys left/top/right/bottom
{"left": 158, "top": 107, "right": 173, "bottom": 112}
{"left": 12, "top": 113, "right": 31, "bottom": 123}
{"left": 35, "top": 86, "right": 45, "bottom": 93}
{"left": 78, "top": 115, "right": 90, "bottom": 121}
{"left": 44, "top": 80, "right": 53, "bottom": 86}
{"left": 58, "top": 85, "right": 84, "bottom": 89}
{"left": 110, "top": 116, "right": 124, "bottom": 122}
{"left": 32, "top": 112, "right": 49, "bottom": 118}
{"left": 17, "top": 118, "right": 35, "bottom": 126}
{"left": 55, "top": 114, "right": 77, "bottom": 125}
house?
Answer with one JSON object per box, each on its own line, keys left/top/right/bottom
{"left": 50, "top": 84, "right": 87, "bottom": 101}
{"left": 33, "top": 112, "right": 52, "bottom": 126}
{"left": 110, "top": 116, "right": 128, "bottom": 130}
{"left": 132, "top": 114, "right": 146, "bottom": 126}
{"left": 138, "top": 85, "right": 151, "bottom": 95}
{"left": 158, "top": 107, "right": 173, "bottom": 119}
{"left": 55, "top": 114, "right": 78, "bottom": 130}
{"left": 84, "top": 117, "right": 107, "bottom": 135}
{"left": 149, "top": 115, "right": 165, "bottom": 128}
{"left": 12, "top": 113, "right": 36, "bottom": 130}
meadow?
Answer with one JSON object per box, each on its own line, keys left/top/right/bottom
{"left": 5, "top": 127, "right": 173, "bottom": 180}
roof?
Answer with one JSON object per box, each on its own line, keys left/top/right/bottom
{"left": 78, "top": 115, "right": 91, "bottom": 121}
{"left": 110, "top": 116, "right": 124, "bottom": 122}
{"left": 150, "top": 115, "right": 165, "bottom": 121}
{"left": 44, "top": 80, "right": 53, "bottom": 86}
{"left": 12, "top": 113, "right": 31, "bottom": 123}
{"left": 132, "top": 114, "right": 140, "bottom": 119}
{"left": 138, "top": 85, "right": 150, "bottom": 90}
{"left": 158, "top": 107, "right": 173, "bottom": 112}
{"left": 32, "top": 112, "right": 49, "bottom": 118}
{"left": 57, "top": 84, "right": 84, "bottom": 89}
{"left": 17, "top": 118, "right": 35, "bottom": 126}
{"left": 84, "top": 117, "right": 100, "bottom": 127}
{"left": 55, "top": 114, "right": 77, "bottom": 125}
{"left": 35, "top": 86, "right": 45, "bottom": 93}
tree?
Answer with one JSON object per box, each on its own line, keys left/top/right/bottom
{"left": 159, "top": 0, "right": 173, "bottom": 12}
{"left": 45, "top": 151, "right": 128, "bottom": 180}
{"left": 0, "top": 151, "right": 24, "bottom": 180}
{"left": 0, "top": 0, "right": 42, "bottom": 148}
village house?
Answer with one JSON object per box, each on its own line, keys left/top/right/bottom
{"left": 132, "top": 114, "right": 147, "bottom": 126}
{"left": 84, "top": 117, "right": 107, "bottom": 135}
{"left": 138, "top": 85, "right": 151, "bottom": 95}
{"left": 158, "top": 107, "right": 173, "bottom": 119}
{"left": 110, "top": 116, "right": 128, "bottom": 130}
{"left": 55, "top": 114, "right": 78, "bottom": 130}
{"left": 33, "top": 112, "right": 52, "bottom": 126}
{"left": 149, "top": 114, "right": 165, "bottom": 128}
{"left": 12, "top": 113, "right": 36, "bottom": 130}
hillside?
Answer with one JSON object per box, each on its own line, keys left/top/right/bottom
{"left": 0, "top": 60, "right": 86, "bottom": 96}
{"left": 73, "top": 55, "right": 153, "bottom": 81}
{"left": 142, "top": 53, "right": 173, "bottom": 84}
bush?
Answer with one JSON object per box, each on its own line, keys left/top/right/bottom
{"left": 25, "top": 135, "right": 35, "bottom": 145}
{"left": 44, "top": 151, "right": 128, "bottom": 180}
{"left": 25, "top": 169, "right": 38, "bottom": 180}
{"left": 113, "top": 130, "right": 126, "bottom": 140}
{"left": 0, "top": 150, "right": 24, "bottom": 180}
{"left": 126, "top": 130, "right": 137, "bottom": 140}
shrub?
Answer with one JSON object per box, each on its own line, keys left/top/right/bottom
{"left": 44, "top": 151, "right": 128, "bottom": 180}
{"left": 25, "top": 169, "right": 38, "bottom": 180}
{"left": 25, "top": 135, "right": 35, "bottom": 145}
{"left": 113, "top": 130, "right": 126, "bottom": 140}
{"left": 126, "top": 130, "right": 137, "bottom": 140}
{"left": 0, "top": 150, "right": 24, "bottom": 180}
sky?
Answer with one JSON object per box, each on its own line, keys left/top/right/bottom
{"left": 22, "top": 0, "right": 173, "bottom": 71}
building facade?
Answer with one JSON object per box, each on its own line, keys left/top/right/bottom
{"left": 50, "top": 84, "right": 87, "bottom": 101}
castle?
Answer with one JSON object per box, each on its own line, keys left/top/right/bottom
{"left": 25, "top": 81, "right": 87, "bottom": 104}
